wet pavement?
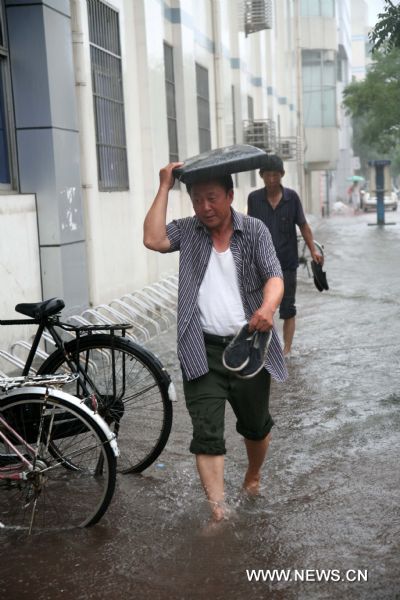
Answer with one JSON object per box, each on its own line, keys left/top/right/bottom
{"left": 1, "top": 209, "right": 400, "bottom": 600}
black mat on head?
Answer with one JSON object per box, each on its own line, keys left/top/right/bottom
{"left": 173, "top": 144, "right": 267, "bottom": 184}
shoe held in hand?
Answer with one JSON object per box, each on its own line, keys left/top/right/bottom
{"left": 222, "top": 324, "right": 252, "bottom": 371}
{"left": 311, "top": 260, "right": 329, "bottom": 292}
{"left": 236, "top": 330, "right": 272, "bottom": 379}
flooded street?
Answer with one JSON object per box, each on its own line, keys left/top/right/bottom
{"left": 1, "top": 210, "right": 399, "bottom": 600}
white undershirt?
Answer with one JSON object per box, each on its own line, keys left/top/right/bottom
{"left": 198, "top": 247, "right": 247, "bottom": 336}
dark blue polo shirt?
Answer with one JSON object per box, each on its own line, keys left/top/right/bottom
{"left": 247, "top": 186, "right": 306, "bottom": 271}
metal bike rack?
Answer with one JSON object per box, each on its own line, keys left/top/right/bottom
{"left": 0, "top": 350, "right": 36, "bottom": 374}
{"left": 92, "top": 304, "right": 149, "bottom": 342}
{"left": 119, "top": 294, "right": 171, "bottom": 331}
{"left": 109, "top": 299, "right": 163, "bottom": 337}
{"left": 0, "top": 273, "right": 179, "bottom": 375}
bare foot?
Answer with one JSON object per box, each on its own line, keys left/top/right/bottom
{"left": 243, "top": 473, "right": 261, "bottom": 496}
{"left": 200, "top": 501, "right": 233, "bottom": 537}
{"left": 209, "top": 500, "right": 227, "bottom": 522}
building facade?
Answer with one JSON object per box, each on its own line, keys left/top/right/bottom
{"left": 0, "top": 0, "right": 355, "bottom": 348}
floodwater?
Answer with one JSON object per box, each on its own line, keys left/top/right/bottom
{"left": 1, "top": 209, "right": 400, "bottom": 600}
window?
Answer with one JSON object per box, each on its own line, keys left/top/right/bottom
{"left": 337, "top": 45, "right": 349, "bottom": 85}
{"left": 164, "top": 43, "right": 179, "bottom": 163}
{"left": 87, "top": 0, "right": 129, "bottom": 191}
{"left": 300, "top": 0, "right": 335, "bottom": 18}
{"left": 302, "top": 49, "right": 336, "bottom": 127}
{"left": 0, "top": 3, "right": 16, "bottom": 189}
{"left": 196, "top": 63, "right": 211, "bottom": 153}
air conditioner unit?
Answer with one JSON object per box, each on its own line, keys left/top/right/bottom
{"left": 242, "top": 0, "right": 273, "bottom": 37}
{"left": 279, "top": 140, "right": 293, "bottom": 160}
{"left": 243, "top": 119, "right": 276, "bottom": 152}
{"left": 278, "top": 137, "right": 298, "bottom": 160}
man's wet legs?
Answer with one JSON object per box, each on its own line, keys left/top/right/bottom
{"left": 196, "top": 454, "right": 225, "bottom": 521}
{"left": 283, "top": 316, "right": 296, "bottom": 355}
{"left": 243, "top": 433, "right": 271, "bottom": 494}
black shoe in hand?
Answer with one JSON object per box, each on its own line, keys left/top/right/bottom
{"left": 236, "top": 330, "right": 272, "bottom": 379}
{"left": 222, "top": 324, "right": 252, "bottom": 371}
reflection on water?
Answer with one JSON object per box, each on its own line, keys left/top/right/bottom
{"left": 1, "top": 213, "right": 400, "bottom": 599}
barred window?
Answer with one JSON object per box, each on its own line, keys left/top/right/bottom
{"left": 196, "top": 63, "right": 211, "bottom": 153}
{"left": 87, "top": 0, "right": 129, "bottom": 191}
{"left": 164, "top": 43, "right": 179, "bottom": 163}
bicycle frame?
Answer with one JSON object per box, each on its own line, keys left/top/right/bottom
{"left": 0, "top": 316, "right": 47, "bottom": 375}
{"left": 0, "top": 315, "right": 132, "bottom": 408}
{"left": 0, "top": 412, "right": 35, "bottom": 479}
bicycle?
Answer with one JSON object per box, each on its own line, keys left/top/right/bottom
{"left": 297, "top": 235, "right": 325, "bottom": 277}
{"left": 0, "top": 374, "right": 118, "bottom": 533}
{"left": 0, "top": 298, "right": 175, "bottom": 474}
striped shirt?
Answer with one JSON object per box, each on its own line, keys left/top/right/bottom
{"left": 166, "top": 208, "right": 288, "bottom": 382}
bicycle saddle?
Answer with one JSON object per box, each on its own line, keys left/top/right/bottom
{"left": 15, "top": 298, "right": 65, "bottom": 319}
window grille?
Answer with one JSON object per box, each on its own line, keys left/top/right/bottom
{"left": 87, "top": 0, "right": 129, "bottom": 191}
{"left": 163, "top": 43, "right": 179, "bottom": 163}
{"left": 196, "top": 63, "right": 211, "bottom": 153}
{"left": 242, "top": 0, "right": 273, "bottom": 37}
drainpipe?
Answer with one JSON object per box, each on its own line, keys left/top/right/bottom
{"left": 294, "top": 0, "right": 307, "bottom": 208}
{"left": 70, "top": 0, "right": 96, "bottom": 305}
{"left": 211, "top": 0, "right": 224, "bottom": 147}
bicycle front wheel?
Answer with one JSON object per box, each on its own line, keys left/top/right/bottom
{"left": 0, "top": 390, "right": 116, "bottom": 533}
{"left": 39, "top": 335, "right": 173, "bottom": 473}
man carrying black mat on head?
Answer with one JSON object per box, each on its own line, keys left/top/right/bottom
{"left": 143, "top": 156, "right": 287, "bottom": 526}
{"left": 248, "top": 155, "right": 324, "bottom": 357}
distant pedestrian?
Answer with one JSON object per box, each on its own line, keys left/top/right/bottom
{"left": 247, "top": 155, "right": 323, "bottom": 356}
{"left": 144, "top": 162, "right": 287, "bottom": 526}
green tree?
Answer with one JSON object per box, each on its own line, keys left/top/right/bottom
{"left": 343, "top": 48, "right": 400, "bottom": 176}
{"left": 370, "top": 0, "right": 400, "bottom": 53}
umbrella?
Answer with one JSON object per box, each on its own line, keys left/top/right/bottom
{"left": 347, "top": 175, "right": 365, "bottom": 182}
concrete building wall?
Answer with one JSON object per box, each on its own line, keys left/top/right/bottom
{"left": 1, "top": 0, "right": 356, "bottom": 320}
{"left": 351, "top": 0, "right": 371, "bottom": 80}
{"left": 5, "top": 0, "right": 89, "bottom": 313}
{"left": 336, "top": 0, "right": 354, "bottom": 202}
{"left": 300, "top": 0, "right": 354, "bottom": 212}
{"left": 0, "top": 194, "right": 42, "bottom": 349}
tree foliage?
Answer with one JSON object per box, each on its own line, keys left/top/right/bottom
{"left": 370, "top": 1, "right": 400, "bottom": 53}
{"left": 343, "top": 48, "right": 400, "bottom": 175}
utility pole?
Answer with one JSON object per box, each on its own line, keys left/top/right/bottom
{"left": 368, "top": 160, "right": 395, "bottom": 226}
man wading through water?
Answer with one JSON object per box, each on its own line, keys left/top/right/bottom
{"left": 248, "top": 154, "right": 323, "bottom": 356}
{"left": 143, "top": 162, "right": 288, "bottom": 525}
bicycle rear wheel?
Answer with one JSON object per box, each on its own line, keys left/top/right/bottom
{"left": 0, "top": 389, "right": 116, "bottom": 533}
{"left": 38, "top": 335, "right": 173, "bottom": 473}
